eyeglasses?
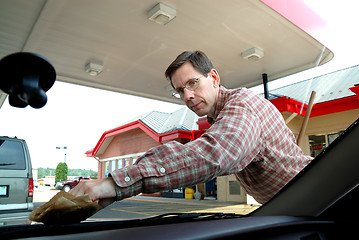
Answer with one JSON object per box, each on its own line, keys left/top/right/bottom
{"left": 171, "top": 75, "right": 204, "bottom": 99}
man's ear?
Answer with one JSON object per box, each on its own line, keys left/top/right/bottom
{"left": 209, "top": 69, "right": 220, "bottom": 88}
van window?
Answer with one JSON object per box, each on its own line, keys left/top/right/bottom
{"left": 0, "top": 140, "right": 26, "bottom": 170}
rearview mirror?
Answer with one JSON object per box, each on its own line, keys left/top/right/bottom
{"left": 0, "top": 52, "right": 56, "bottom": 108}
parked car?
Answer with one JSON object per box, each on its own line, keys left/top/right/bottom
{"left": 0, "top": 136, "right": 33, "bottom": 212}
{"left": 55, "top": 176, "right": 91, "bottom": 192}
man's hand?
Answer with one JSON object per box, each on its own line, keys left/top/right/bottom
{"left": 69, "top": 177, "right": 117, "bottom": 208}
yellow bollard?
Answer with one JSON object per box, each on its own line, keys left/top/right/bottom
{"left": 185, "top": 187, "right": 194, "bottom": 199}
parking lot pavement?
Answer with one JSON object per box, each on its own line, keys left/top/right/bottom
{"left": 33, "top": 186, "right": 59, "bottom": 202}
{"left": 117, "top": 196, "right": 260, "bottom": 216}
{"left": 89, "top": 196, "right": 260, "bottom": 221}
{"left": 32, "top": 189, "right": 260, "bottom": 218}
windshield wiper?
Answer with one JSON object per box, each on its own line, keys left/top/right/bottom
{"left": 0, "top": 162, "right": 16, "bottom": 166}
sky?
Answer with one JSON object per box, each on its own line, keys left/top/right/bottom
{"left": 1, "top": 1, "right": 359, "bottom": 171}
{"left": 0, "top": 85, "right": 182, "bottom": 171}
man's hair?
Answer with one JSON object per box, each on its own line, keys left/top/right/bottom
{"left": 165, "top": 50, "right": 214, "bottom": 85}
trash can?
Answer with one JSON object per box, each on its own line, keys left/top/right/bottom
{"left": 185, "top": 187, "right": 194, "bottom": 199}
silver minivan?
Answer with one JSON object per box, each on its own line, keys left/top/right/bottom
{"left": 0, "top": 136, "right": 33, "bottom": 212}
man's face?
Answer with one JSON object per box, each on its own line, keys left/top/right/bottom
{"left": 171, "top": 62, "right": 220, "bottom": 117}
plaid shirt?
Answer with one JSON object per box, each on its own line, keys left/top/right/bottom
{"left": 110, "top": 86, "right": 312, "bottom": 204}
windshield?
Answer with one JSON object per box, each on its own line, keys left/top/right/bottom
{"left": 0, "top": 0, "right": 358, "bottom": 229}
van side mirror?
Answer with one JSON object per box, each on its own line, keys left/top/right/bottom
{"left": 0, "top": 52, "right": 56, "bottom": 108}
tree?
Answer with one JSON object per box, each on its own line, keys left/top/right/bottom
{"left": 55, "top": 162, "right": 68, "bottom": 186}
{"left": 36, "top": 167, "right": 55, "bottom": 179}
{"left": 90, "top": 172, "right": 98, "bottom": 179}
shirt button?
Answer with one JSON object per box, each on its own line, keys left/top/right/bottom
{"left": 159, "top": 167, "right": 166, "bottom": 173}
{"left": 124, "top": 176, "right": 131, "bottom": 182}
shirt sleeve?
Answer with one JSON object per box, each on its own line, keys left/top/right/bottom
{"left": 110, "top": 97, "right": 262, "bottom": 201}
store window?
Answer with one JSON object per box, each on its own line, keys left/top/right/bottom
{"left": 111, "top": 160, "right": 117, "bottom": 171}
{"left": 117, "top": 159, "right": 123, "bottom": 170}
{"left": 229, "top": 181, "right": 241, "bottom": 195}
{"left": 124, "top": 158, "right": 131, "bottom": 167}
{"left": 309, "top": 131, "right": 342, "bottom": 157}
{"left": 309, "top": 135, "right": 326, "bottom": 158}
{"left": 104, "top": 161, "right": 110, "bottom": 177}
{"left": 328, "top": 132, "right": 342, "bottom": 145}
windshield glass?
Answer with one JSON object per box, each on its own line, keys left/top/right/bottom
{"left": 0, "top": 140, "right": 26, "bottom": 170}
{"left": 0, "top": 0, "right": 358, "bottom": 229}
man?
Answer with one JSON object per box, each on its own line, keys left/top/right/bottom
{"left": 71, "top": 50, "right": 312, "bottom": 206}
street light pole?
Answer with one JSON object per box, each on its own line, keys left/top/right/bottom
{"left": 56, "top": 146, "right": 67, "bottom": 181}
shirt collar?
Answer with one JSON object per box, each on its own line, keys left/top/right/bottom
{"left": 207, "top": 86, "right": 229, "bottom": 124}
